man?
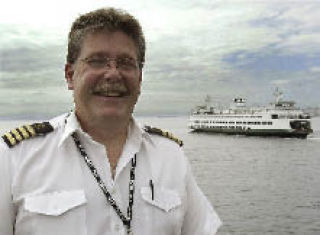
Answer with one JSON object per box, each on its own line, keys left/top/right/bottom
{"left": 0, "top": 8, "right": 221, "bottom": 235}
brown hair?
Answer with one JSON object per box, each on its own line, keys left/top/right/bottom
{"left": 67, "top": 8, "right": 145, "bottom": 68}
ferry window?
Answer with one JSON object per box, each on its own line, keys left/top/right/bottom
{"left": 262, "top": 122, "right": 267, "bottom": 125}
{"left": 271, "top": 114, "right": 278, "bottom": 119}
{"left": 268, "top": 122, "right": 272, "bottom": 125}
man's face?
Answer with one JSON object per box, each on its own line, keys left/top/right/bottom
{"left": 65, "top": 31, "right": 142, "bottom": 123}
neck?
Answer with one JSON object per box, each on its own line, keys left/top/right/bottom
{"left": 75, "top": 110, "right": 131, "bottom": 142}
{"left": 75, "top": 112, "right": 131, "bottom": 175}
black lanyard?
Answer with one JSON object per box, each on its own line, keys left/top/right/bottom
{"left": 71, "top": 132, "right": 136, "bottom": 235}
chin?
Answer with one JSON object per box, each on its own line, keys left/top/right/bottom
{"left": 97, "top": 106, "right": 133, "bottom": 120}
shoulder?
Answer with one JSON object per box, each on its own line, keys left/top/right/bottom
{"left": 143, "top": 125, "right": 183, "bottom": 147}
{"left": 0, "top": 114, "right": 67, "bottom": 149}
{"left": 1, "top": 122, "right": 54, "bottom": 148}
{"left": 141, "top": 125, "right": 189, "bottom": 188}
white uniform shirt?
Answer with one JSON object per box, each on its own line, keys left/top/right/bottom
{"left": 0, "top": 113, "right": 221, "bottom": 235}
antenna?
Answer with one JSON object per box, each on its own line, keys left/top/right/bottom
{"left": 204, "top": 95, "right": 211, "bottom": 107}
{"left": 273, "top": 87, "right": 283, "bottom": 103}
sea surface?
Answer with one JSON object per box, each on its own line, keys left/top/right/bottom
{"left": 1, "top": 116, "right": 320, "bottom": 235}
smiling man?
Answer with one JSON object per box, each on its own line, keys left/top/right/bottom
{"left": 0, "top": 8, "right": 221, "bottom": 235}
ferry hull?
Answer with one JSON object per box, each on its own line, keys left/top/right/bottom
{"left": 189, "top": 89, "right": 313, "bottom": 139}
{"left": 190, "top": 127, "right": 312, "bottom": 138}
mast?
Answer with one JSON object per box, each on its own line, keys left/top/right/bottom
{"left": 204, "top": 95, "right": 211, "bottom": 109}
{"left": 273, "top": 87, "right": 283, "bottom": 104}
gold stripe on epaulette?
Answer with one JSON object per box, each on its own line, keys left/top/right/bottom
{"left": 18, "top": 127, "right": 30, "bottom": 139}
{"left": 1, "top": 121, "right": 54, "bottom": 148}
{"left": 4, "top": 133, "right": 16, "bottom": 146}
{"left": 25, "top": 125, "right": 36, "bottom": 137}
{"left": 11, "top": 129, "right": 23, "bottom": 141}
{"left": 144, "top": 125, "right": 183, "bottom": 147}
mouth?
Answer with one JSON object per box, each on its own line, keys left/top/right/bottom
{"left": 92, "top": 83, "right": 128, "bottom": 98}
{"left": 92, "top": 90, "right": 127, "bottom": 97}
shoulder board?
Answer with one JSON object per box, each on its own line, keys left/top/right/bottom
{"left": 1, "top": 122, "right": 54, "bottom": 148}
{"left": 144, "top": 125, "right": 183, "bottom": 147}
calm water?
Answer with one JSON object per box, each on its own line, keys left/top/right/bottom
{"left": 1, "top": 116, "right": 320, "bottom": 235}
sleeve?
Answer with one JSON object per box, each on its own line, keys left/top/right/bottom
{"left": 0, "top": 145, "right": 15, "bottom": 235}
{"left": 181, "top": 161, "right": 222, "bottom": 235}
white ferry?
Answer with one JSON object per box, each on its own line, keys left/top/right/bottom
{"left": 189, "top": 89, "right": 313, "bottom": 138}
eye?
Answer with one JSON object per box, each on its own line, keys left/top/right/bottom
{"left": 117, "top": 58, "right": 137, "bottom": 69}
{"left": 86, "top": 58, "right": 107, "bottom": 67}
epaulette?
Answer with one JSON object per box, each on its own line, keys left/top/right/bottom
{"left": 144, "top": 125, "right": 183, "bottom": 147}
{"left": 1, "top": 122, "right": 54, "bottom": 148}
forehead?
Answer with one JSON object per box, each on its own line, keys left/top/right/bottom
{"left": 79, "top": 31, "right": 138, "bottom": 59}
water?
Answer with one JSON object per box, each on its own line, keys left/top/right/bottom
{"left": 1, "top": 116, "right": 320, "bottom": 234}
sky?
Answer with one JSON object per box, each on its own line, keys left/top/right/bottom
{"left": 0, "top": 0, "right": 320, "bottom": 119}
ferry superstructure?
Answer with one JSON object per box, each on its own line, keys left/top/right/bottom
{"left": 189, "top": 89, "right": 313, "bottom": 138}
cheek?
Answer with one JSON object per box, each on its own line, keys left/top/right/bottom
{"left": 126, "top": 73, "right": 141, "bottom": 93}
{"left": 73, "top": 71, "right": 99, "bottom": 91}
{"left": 127, "top": 80, "right": 141, "bottom": 95}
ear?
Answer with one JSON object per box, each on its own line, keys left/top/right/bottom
{"left": 138, "top": 69, "right": 142, "bottom": 82}
{"left": 138, "top": 70, "right": 142, "bottom": 93}
{"left": 65, "top": 63, "right": 75, "bottom": 90}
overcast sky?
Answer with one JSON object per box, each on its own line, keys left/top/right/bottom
{"left": 0, "top": 0, "right": 319, "bottom": 119}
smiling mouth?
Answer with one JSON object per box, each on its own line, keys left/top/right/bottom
{"left": 92, "top": 83, "right": 128, "bottom": 97}
{"left": 92, "top": 90, "right": 128, "bottom": 97}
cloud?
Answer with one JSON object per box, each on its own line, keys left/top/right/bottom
{"left": 0, "top": 46, "right": 64, "bottom": 73}
{"left": 1, "top": 0, "right": 320, "bottom": 118}
{"left": 271, "top": 80, "right": 290, "bottom": 86}
{"left": 309, "top": 66, "right": 320, "bottom": 73}
{"left": 223, "top": 50, "right": 320, "bottom": 72}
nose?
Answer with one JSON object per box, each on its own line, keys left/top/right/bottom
{"left": 102, "top": 62, "right": 122, "bottom": 82}
{"left": 106, "top": 59, "right": 119, "bottom": 70}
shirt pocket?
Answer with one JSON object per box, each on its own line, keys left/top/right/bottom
{"left": 140, "top": 187, "right": 182, "bottom": 212}
{"left": 140, "top": 187, "right": 184, "bottom": 233}
{"left": 24, "top": 190, "right": 86, "bottom": 216}
{"left": 20, "top": 190, "right": 87, "bottom": 235}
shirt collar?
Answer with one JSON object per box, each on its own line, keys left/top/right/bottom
{"left": 119, "top": 117, "right": 153, "bottom": 156}
{"left": 58, "top": 111, "right": 81, "bottom": 147}
{"left": 113, "top": 117, "right": 145, "bottom": 179}
{"left": 58, "top": 112, "right": 155, "bottom": 148}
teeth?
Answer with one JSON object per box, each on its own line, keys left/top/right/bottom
{"left": 105, "top": 91, "right": 122, "bottom": 97}
{"left": 93, "top": 84, "right": 127, "bottom": 97}
{"left": 94, "top": 90, "right": 124, "bottom": 97}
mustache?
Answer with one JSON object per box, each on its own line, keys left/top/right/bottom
{"left": 92, "top": 82, "right": 128, "bottom": 95}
